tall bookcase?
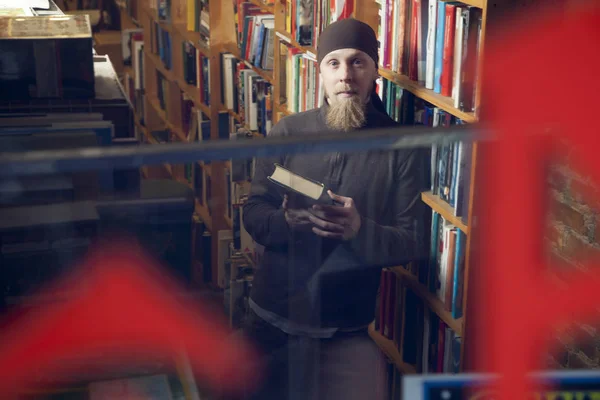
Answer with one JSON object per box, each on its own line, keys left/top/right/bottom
{"left": 114, "top": 0, "right": 488, "bottom": 383}
{"left": 355, "top": 0, "right": 487, "bottom": 383}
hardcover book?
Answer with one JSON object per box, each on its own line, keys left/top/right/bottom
{"left": 268, "top": 163, "right": 336, "bottom": 206}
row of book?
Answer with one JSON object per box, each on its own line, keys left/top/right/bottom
{"left": 378, "top": 78, "right": 472, "bottom": 220}
{"left": 187, "top": 0, "right": 210, "bottom": 41}
{"left": 183, "top": 41, "right": 211, "bottom": 106}
{"left": 282, "top": 47, "right": 324, "bottom": 113}
{"left": 234, "top": 6, "right": 275, "bottom": 71}
{"left": 283, "top": 0, "right": 353, "bottom": 46}
{"left": 150, "top": 21, "right": 174, "bottom": 71}
{"left": 432, "top": 134, "right": 471, "bottom": 219}
{"left": 157, "top": 0, "right": 171, "bottom": 22}
{"left": 374, "top": 268, "right": 462, "bottom": 373}
{"left": 152, "top": 60, "right": 211, "bottom": 135}
{"left": 377, "top": 0, "right": 483, "bottom": 112}
{"left": 220, "top": 52, "right": 274, "bottom": 136}
{"left": 429, "top": 211, "right": 466, "bottom": 317}
{"left": 422, "top": 105, "right": 472, "bottom": 219}
{"left": 375, "top": 213, "right": 466, "bottom": 339}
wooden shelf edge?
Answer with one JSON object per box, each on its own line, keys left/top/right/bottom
{"left": 223, "top": 43, "right": 274, "bottom": 84}
{"left": 421, "top": 191, "right": 469, "bottom": 234}
{"left": 275, "top": 102, "right": 292, "bottom": 116}
{"left": 391, "top": 267, "right": 463, "bottom": 336}
{"left": 146, "top": 92, "right": 189, "bottom": 143}
{"left": 461, "top": 0, "right": 486, "bottom": 9}
{"left": 368, "top": 323, "right": 417, "bottom": 374}
{"left": 274, "top": 29, "right": 317, "bottom": 58}
{"left": 117, "top": 5, "right": 142, "bottom": 27}
{"left": 173, "top": 23, "right": 211, "bottom": 56}
{"left": 248, "top": 0, "right": 275, "bottom": 13}
{"left": 179, "top": 78, "right": 211, "bottom": 117}
{"left": 378, "top": 68, "right": 477, "bottom": 123}
{"left": 145, "top": 49, "right": 177, "bottom": 81}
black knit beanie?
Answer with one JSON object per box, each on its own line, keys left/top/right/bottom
{"left": 317, "top": 18, "right": 388, "bottom": 115}
{"left": 317, "top": 18, "right": 379, "bottom": 67}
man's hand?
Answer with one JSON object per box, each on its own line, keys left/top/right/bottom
{"left": 309, "top": 190, "right": 361, "bottom": 240}
{"left": 282, "top": 195, "right": 314, "bottom": 232}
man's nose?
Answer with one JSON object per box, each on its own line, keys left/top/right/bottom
{"left": 338, "top": 63, "right": 353, "bottom": 81}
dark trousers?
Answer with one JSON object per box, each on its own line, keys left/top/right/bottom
{"left": 238, "top": 309, "right": 388, "bottom": 400}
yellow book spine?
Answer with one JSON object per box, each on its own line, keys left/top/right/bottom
{"left": 187, "top": 0, "right": 196, "bottom": 31}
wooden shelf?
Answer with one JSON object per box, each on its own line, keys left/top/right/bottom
{"left": 145, "top": 48, "right": 177, "bottom": 82}
{"left": 391, "top": 267, "right": 463, "bottom": 336}
{"left": 116, "top": 4, "right": 142, "bottom": 27}
{"left": 458, "top": 0, "right": 486, "bottom": 8}
{"left": 421, "top": 191, "right": 468, "bottom": 234}
{"left": 275, "top": 102, "right": 292, "bottom": 116}
{"left": 178, "top": 78, "right": 211, "bottom": 116}
{"left": 142, "top": 5, "right": 173, "bottom": 33}
{"left": 223, "top": 43, "right": 274, "bottom": 84}
{"left": 274, "top": 29, "right": 316, "bottom": 59}
{"left": 224, "top": 108, "right": 242, "bottom": 123}
{"left": 368, "top": 323, "right": 417, "bottom": 374}
{"left": 145, "top": 47, "right": 211, "bottom": 117}
{"left": 173, "top": 23, "right": 211, "bottom": 56}
{"left": 147, "top": 94, "right": 188, "bottom": 142}
{"left": 378, "top": 68, "right": 477, "bottom": 123}
{"left": 248, "top": 0, "right": 275, "bottom": 13}
{"left": 223, "top": 107, "right": 251, "bottom": 131}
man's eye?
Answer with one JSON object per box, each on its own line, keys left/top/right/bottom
{"left": 353, "top": 59, "right": 363, "bottom": 65}
{"left": 329, "top": 60, "right": 339, "bottom": 67}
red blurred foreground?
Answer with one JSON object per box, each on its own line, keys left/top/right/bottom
{"left": 0, "top": 239, "right": 262, "bottom": 397}
{"left": 476, "top": 2, "right": 600, "bottom": 399}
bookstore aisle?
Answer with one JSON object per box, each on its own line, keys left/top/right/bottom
{"left": 0, "top": 0, "right": 548, "bottom": 398}
{"left": 112, "top": 0, "right": 488, "bottom": 399}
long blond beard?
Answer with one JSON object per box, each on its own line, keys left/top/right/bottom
{"left": 325, "top": 95, "right": 366, "bottom": 132}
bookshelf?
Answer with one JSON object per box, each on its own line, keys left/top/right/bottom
{"left": 114, "top": 0, "right": 486, "bottom": 386}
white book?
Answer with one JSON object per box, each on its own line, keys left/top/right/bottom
{"left": 452, "top": 7, "right": 465, "bottom": 107}
{"left": 425, "top": 0, "right": 437, "bottom": 89}
{"left": 222, "top": 53, "right": 235, "bottom": 109}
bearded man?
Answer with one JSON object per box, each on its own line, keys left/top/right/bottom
{"left": 241, "top": 18, "right": 429, "bottom": 400}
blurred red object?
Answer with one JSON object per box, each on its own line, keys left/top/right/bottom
{"left": 0, "top": 239, "right": 261, "bottom": 397}
{"left": 474, "top": 2, "right": 600, "bottom": 399}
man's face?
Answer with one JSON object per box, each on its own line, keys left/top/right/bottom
{"left": 319, "top": 48, "right": 378, "bottom": 106}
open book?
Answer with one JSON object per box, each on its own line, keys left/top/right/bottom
{"left": 268, "top": 163, "right": 334, "bottom": 204}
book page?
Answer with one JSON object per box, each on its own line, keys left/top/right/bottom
{"left": 270, "top": 165, "right": 324, "bottom": 200}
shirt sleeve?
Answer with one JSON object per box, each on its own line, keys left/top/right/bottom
{"left": 348, "top": 148, "right": 430, "bottom": 268}
{"left": 241, "top": 122, "right": 291, "bottom": 248}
